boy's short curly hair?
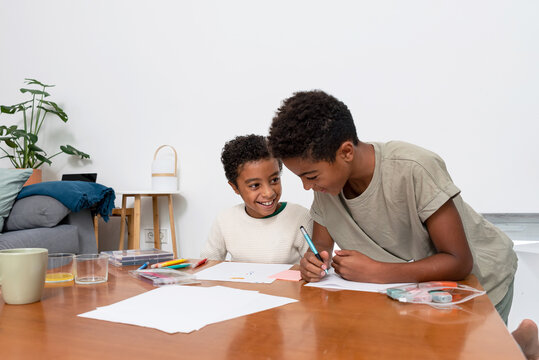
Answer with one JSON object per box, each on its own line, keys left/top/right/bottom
{"left": 221, "top": 134, "right": 282, "bottom": 186}
{"left": 268, "top": 90, "right": 359, "bottom": 162}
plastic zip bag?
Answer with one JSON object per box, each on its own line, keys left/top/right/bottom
{"left": 129, "top": 268, "right": 200, "bottom": 286}
{"left": 382, "top": 281, "right": 486, "bottom": 308}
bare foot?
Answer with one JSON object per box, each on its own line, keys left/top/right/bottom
{"left": 512, "top": 319, "right": 539, "bottom": 360}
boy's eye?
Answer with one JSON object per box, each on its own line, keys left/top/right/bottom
{"left": 305, "top": 175, "right": 318, "bottom": 181}
{"left": 271, "top": 177, "right": 280, "bottom": 184}
{"left": 248, "top": 183, "right": 259, "bottom": 189}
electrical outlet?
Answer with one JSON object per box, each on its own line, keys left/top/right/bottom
{"left": 144, "top": 228, "right": 169, "bottom": 244}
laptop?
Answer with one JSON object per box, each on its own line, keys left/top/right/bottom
{"left": 61, "top": 173, "right": 98, "bottom": 183}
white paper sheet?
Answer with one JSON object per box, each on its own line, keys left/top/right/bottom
{"left": 305, "top": 269, "right": 412, "bottom": 293}
{"left": 194, "top": 262, "right": 292, "bottom": 283}
{"left": 78, "top": 285, "right": 297, "bottom": 333}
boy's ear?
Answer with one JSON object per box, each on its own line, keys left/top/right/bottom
{"left": 337, "top": 141, "right": 355, "bottom": 162}
{"left": 228, "top": 181, "right": 240, "bottom": 195}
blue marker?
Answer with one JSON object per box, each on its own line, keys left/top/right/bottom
{"left": 300, "top": 226, "right": 329, "bottom": 275}
{"left": 137, "top": 261, "right": 149, "bottom": 270}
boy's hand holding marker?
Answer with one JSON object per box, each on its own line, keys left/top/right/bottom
{"left": 300, "top": 251, "right": 331, "bottom": 282}
{"left": 299, "top": 226, "right": 330, "bottom": 281}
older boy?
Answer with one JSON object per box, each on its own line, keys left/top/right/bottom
{"left": 268, "top": 90, "right": 539, "bottom": 359}
{"left": 201, "top": 134, "right": 311, "bottom": 264}
{"left": 268, "top": 90, "right": 516, "bottom": 312}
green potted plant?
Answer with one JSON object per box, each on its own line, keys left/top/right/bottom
{"left": 0, "top": 78, "right": 90, "bottom": 183}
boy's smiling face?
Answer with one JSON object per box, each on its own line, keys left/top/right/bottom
{"left": 282, "top": 157, "right": 349, "bottom": 196}
{"left": 230, "top": 158, "right": 282, "bottom": 218}
{"left": 282, "top": 141, "right": 373, "bottom": 197}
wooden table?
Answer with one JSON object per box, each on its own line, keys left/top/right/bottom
{"left": 0, "top": 262, "right": 524, "bottom": 359}
{"left": 116, "top": 190, "right": 179, "bottom": 257}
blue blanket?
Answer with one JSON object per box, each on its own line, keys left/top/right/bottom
{"left": 18, "top": 181, "right": 116, "bottom": 221}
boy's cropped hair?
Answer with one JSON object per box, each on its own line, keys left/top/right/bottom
{"left": 221, "top": 134, "right": 282, "bottom": 186}
{"left": 268, "top": 90, "right": 359, "bottom": 162}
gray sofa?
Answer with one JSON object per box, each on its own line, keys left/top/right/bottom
{"left": 0, "top": 195, "right": 97, "bottom": 254}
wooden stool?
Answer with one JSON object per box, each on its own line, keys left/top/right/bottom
{"left": 116, "top": 191, "right": 179, "bottom": 258}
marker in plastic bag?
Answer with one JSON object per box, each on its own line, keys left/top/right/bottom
{"left": 429, "top": 290, "right": 453, "bottom": 303}
{"left": 418, "top": 281, "right": 458, "bottom": 289}
{"left": 386, "top": 288, "right": 407, "bottom": 300}
{"left": 300, "top": 226, "right": 329, "bottom": 275}
{"left": 396, "top": 289, "right": 432, "bottom": 303}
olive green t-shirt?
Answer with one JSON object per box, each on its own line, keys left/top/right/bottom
{"left": 310, "top": 141, "right": 517, "bottom": 305}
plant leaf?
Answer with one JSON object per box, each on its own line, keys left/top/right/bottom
{"left": 4, "top": 139, "right": 18, "bottom": 148}
{"left": 24, "top": 78, "right": 55, "bottom": 88}
{"left": 28, "top": 144, "right": 45, "bottom": 152}
{"left": 10, "top": 129, "right": 26, "bottom": 136}
{"left": 10, "top": 129, "right": 32, "bottom": 139}
{"left": 39, "top": 101, "right": 68, "bottom": 122}
{"left": 37, "top": 106, "right": 68, "bottom": 123}
{"left": 20, "top": 88, "right": 50, "bottom": 97}
{"left": 0, "top": 105, "right": 18, "bottom": 114}
{"left": 60, "top": 145, "right": 90, "bottom": 159}
{"left": 27, "top": 133, "right": 38, "bottom": 143}
{"left": 35, "top": 153, "right": 52, "bottom": 165}
{"left": 0, "top": 102, "right": 31, "bottom": 114}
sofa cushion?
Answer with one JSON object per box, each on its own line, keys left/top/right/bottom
{"left": 0, "top": 225, "right": 79, "bottom": 253}
{"left": 0, "top": 169, "right": 33, "bottom": 232}
{"left": 4, "top": 195, "right": 70, "bottom": 231}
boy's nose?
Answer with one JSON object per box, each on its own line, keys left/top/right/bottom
{"left": 263, "top": 185, "right": 276, "bottom": 198}
{"left": 301, "top": 179, "right": 313, "bottom": 191}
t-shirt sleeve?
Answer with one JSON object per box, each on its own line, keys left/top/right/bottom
{"left": 412, "top": 154, "right": 461, "bottom": 222}
{"left": 200, "top": 217, "right": 227, "bottom": 260}
{"left": 309, "top": 192, "right": 327, "bottom": 227}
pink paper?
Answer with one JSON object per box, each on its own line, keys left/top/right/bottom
{"left": 269, "top": 269, "right": 302, "bottom": 281}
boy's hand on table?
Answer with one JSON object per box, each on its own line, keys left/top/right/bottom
{"left": 300, "top": 251, "right": 330, "bottom": 282}
{"left": 332, "top": 250, "right": 379, "bottom": 282}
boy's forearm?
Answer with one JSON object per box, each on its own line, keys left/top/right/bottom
{"left": 372, "top": 253, "right": 473, "bottom": 283}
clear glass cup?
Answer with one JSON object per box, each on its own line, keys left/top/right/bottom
{"left": 74, "top": 254, "right": 109, "bottom": 284}
{"left": 46, "top": 253, "right": 75, "bottom": 283}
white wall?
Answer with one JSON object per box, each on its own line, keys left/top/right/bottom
{"left": 1, "top": 1, "right": 538, "bottom": 259}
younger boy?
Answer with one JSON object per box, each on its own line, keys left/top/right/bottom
{"left": 268, "top": 90, "right": 539, "bottom": 360}
{"left": 201, "top": 134, "right": 311, "bottom": 264}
